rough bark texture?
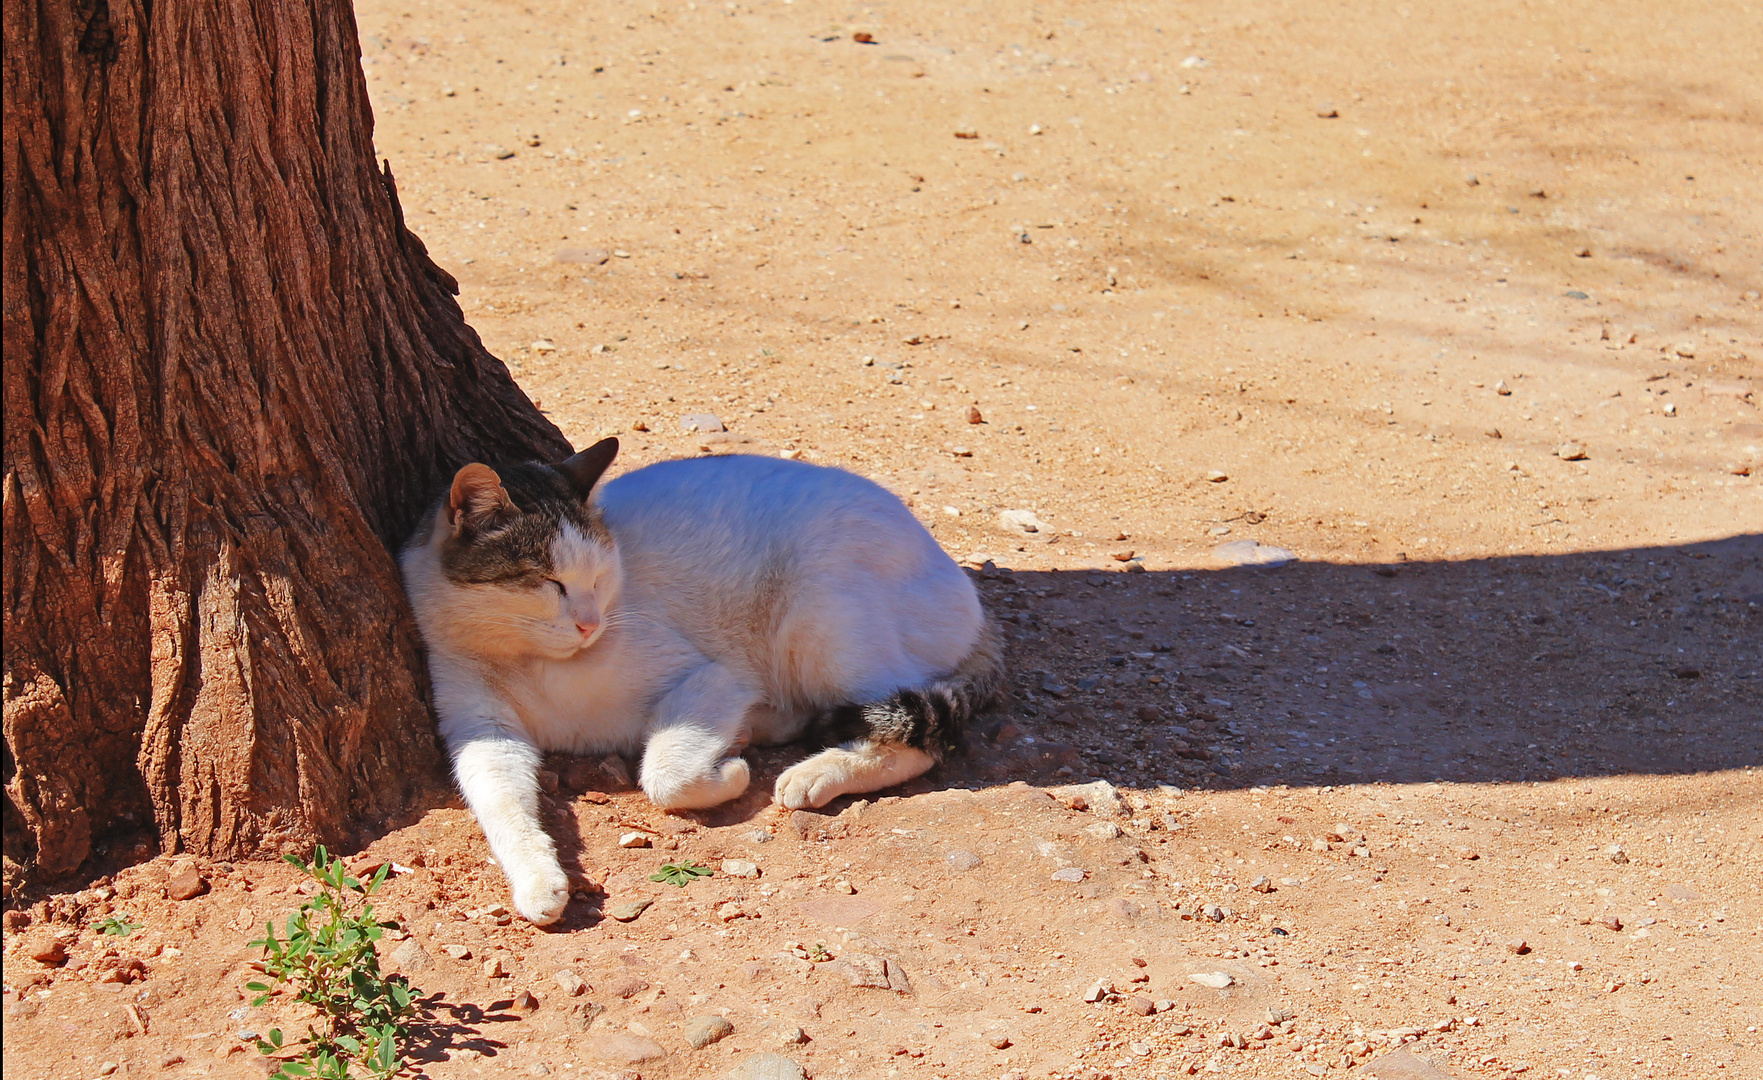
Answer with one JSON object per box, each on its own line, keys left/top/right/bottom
{"left": 2, "top": 0, "right": 570, "bottom": 886}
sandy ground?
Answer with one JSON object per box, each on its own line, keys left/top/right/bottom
{"left": 5, "top": 1, "right": 1761, "bottom": 1079}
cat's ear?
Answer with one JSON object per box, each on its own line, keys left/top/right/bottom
{"left": 554, "top": 437, "right": 619, "bottom": 499}
{"left": 448, "top": 463, "right": 517, "bottom": 534}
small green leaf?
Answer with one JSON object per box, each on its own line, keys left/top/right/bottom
{"left": 649, "top": 861, "right": 714, "bottom": 887}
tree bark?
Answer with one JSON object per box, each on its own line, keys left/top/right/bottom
{"left": 3, "top": 0, "right": 570, "bottom": 887}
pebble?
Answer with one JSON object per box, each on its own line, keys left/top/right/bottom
{"left": 684, "top": 1015, "right": 735, "bottom": 1049}
{"left": 778, "top": 1026, "right": 808, "bottom": 1045}
{"left": 1599, "top": 915, "right": 1623, "bottom": 931}
{"left": 618, "top": 832, "right": 653, "bottom": 849}
{"left": 1126, "top": 996, "right": 1156, "bottom": 1016}
{"left": 717, "top": 902, "right": 747, "bottom": 921}
{"left": 679, "top": 414, "right": 725, "bottom": 433}
{"left": 1189, "top": 971, "right": 1235, "bottom": 989}
{"left": 511, "top": 990, "right": 540, "bottom": 1014}
{"left": 443, "top": 944, "right": 473, "bottom": 960}
{"left": 168, "top": 870, "right": 208, "bottom": 901}
{"left": 1505, "top": 939, "right": 1530, "bottom": 955}
{"left": 1607, "top": 844, "right": 1629, "bottom": 864}
{"left": 1250, "top": 875, "right": 1273, "bottom": 893}
{"left": 1051, "top": 867, "right": 1088, "bottom": 883}
{"left": 1205, "top": 470, "right": 1229, "bottom": 482}
{"left": 746, "top": 829, "right": 775, "bottom": 845}
{"left": 1056, "top": 779, "right": 1124, "bottom": 815}
{"left": 483, "top": 957, "right": 509, "bottom": 978}
{"left": 554, "top": 969, "right": 588, "bottom": 996}
{"left": 1556, "top": 441, "right": 1589, "bottom": 461}
{"left": 722, "top": 859, "right": 761, "bottom": 878}
{"left": 967, "top": 405, "right": 985, "bottom": 424}
{"left": 1280, "top": 877, "right": 1303, "bottom": 887}
{"left": 839, "top": 953, "right": 911, "bottom": 992}
{"left": 1083, "top": 979, "right": 1112, "bottom": 1002}
{"left": 726, "top": 1053, "right": 808, "bottom": 1080}
{"left": 1674, "top": 341, "right": 1697, "bottom": 358}
{"left": 1213, "top": 540, "right": 1296, "bottom": 567}
{"left": 590, "top": 1032, "right": 666, "bottom": 1064}
{"left": 999, "top": 509, "right": 1048, "bottom": 533}
{"left": 833, "top": 880, "right": 856, "bottom": 894}
{"left": 23, "top": 931, "right": 66, "bottom": 965}
{"left": 531, "top": 339, "right": 556, "bottom": 354}
{"left": 608, "top": 975, "right": 651, "bottom": 999}
{"left": 947, "top": 850, "right": 984, "bottom": 871}
{"left": 1662, "top": 401, "right": 1677, "bottom": 416}
{"left": 608, "top": 898, "right": 654, "bottom": 922}
{"left": 1087, "top": 822, "right": 1123, "bottom": 840}
{"left": 390, "top": 940, "right": 433, "bottom": 973}
{"left": 1202, "top": 903, "right": 1225, "bottom": 921}
{"left": 1495, "top": 380, "right": 1512, "bottom": 395}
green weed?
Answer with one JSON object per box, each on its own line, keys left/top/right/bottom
{"left": 246, "top": 847, "right": 418, "bottom": 1080}
{"left": 649, "top": 861, "right": 713, "bottom": 887}
{"left": 93, "top": 914, "right": 140, "bottom": 937}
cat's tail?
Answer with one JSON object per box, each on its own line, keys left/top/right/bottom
{"left": 824, "top": 616, "right": 1007, "bottom": 757}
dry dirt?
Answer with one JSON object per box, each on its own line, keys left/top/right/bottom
{"left": 6, "top": 1, "right": 1762, "bottom": 1079}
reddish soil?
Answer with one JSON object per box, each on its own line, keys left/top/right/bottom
{"left": 6, "top": 0, "right": 1760, "bottom": 1079}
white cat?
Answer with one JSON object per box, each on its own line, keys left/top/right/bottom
{"left": 399, "top": 439, "right": 1003, "bottom": 924}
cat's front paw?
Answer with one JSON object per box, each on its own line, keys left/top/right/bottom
{"left": 509, "top": 863, "right": 571, "bottom": 926}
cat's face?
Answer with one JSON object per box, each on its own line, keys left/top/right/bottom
{"left": 437, "top": 439, "right": 622, "bottom": 660}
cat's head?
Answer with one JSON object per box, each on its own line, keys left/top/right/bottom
{"left": 435, "top": 437, "right": 622, "bottom": 659}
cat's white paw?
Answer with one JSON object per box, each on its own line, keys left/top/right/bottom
{"left": 774, "top": 758, "right": 844, "bottom": 809}
{"left": 645, "top": 756, "right": 751, "bottom": 810}
{"left": 509, "top": 863, "right": 571, "bottom": 926}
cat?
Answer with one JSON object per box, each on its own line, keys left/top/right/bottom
{"left": 399, "top": 438, "right": 1004, "bottom": 924}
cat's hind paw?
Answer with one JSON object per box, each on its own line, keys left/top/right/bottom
{"left": 510, "top": 863, "right": 571, "bottom": 926}
{"left": 775, "top": 743, "right": 937, "bottom": 810}
{"left": 774, "top": 763, "right": 839, "bottom": 809}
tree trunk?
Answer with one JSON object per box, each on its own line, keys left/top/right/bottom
{"left": 2, "top": 0, "right": 570, "bottom": 888}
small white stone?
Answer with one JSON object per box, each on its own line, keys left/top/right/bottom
{"left": 722, "top": 859, "right": 760, "bottom": 878}
{"left": 1189, "top": 971, "right": 1235, "bottom": 989}
{"left": 619, "top": 832, "right": 653, "bottom": 848}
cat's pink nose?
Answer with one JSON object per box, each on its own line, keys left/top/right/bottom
{"left": 575, "top": 620, "right": 599, "bottom": 637}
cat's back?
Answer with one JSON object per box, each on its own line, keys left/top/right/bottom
{"left": 597, "top": 454, "right": 958, "bottom": 593}
{"left": 599, "top": 454, "right": 918, "bottom": 543}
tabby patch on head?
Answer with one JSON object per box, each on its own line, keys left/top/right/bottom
{"left": 440, "top": 439, "right": 620, "bottom": 586}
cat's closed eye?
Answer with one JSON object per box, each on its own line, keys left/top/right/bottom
{"left": 546, "top": 578, "right": 568, "bottom": 597}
